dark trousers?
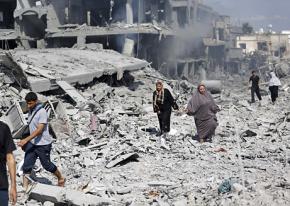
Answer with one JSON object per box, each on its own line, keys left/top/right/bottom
{"left": 0, "top": 190, "right": 8, "bottom": 206}
{"left": 157, "top": 110, "right": 171, "bottom": 134}
{"left": 22, "top": 143, "right": 57, "bottom": 174}
{"left": 269, "top": 86, "right": 278, "bottom": 103}
{"left": 251, "top": 87, "right": 262, "bottom": 102}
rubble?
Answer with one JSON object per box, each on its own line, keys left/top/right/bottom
{"left": 29, "top": 183, "right": 111, "bottom": 205}
{"left": 0, "top": 1, "right": 290, "bottom": 206}
{"left": 0, "top": 48, "right": 148, "bottom": 93}
{"left": 106, "top": 152, "right": 139, "bottom": 169}
{"left": 0, "top": 65, "right": 286, "bottom": 205}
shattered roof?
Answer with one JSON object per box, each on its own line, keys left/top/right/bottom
{"left": 46, "top": 23, "right": 174, "bottom": 38}
{"left": 7, "top": 48, "right": 148, "bottom": 92}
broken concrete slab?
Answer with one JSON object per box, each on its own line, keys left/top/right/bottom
{"left": 106, "top": 152, "right": 139, "bottom": 168}
{"left": 5, "top": 48, "right": 148, "bottom": 92}
{"left": 29, "top": 183, "right": 111, "bottom": 206}
{"left": 56, "top": 80, "right": 87, "bottom": 107}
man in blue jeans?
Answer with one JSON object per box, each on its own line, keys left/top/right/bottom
{"left": 0, "top": 121, "right": 17, "bottom": 205}
{"left": 17, "top": 92, "right": 65, "bottom": 191}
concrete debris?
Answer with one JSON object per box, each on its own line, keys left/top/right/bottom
{"left": 147, "top": 182, "right": 177, "bottom": 187}
{"left": 56, "top": 81, "right": 87, "bottom": 108}
{"left": 1, "top": 48, "right": 148, "bottom": 92}
{"left": 241, "top": 129, "right": 258, "bottom": 137}
{"left": 1, "top": 2, "right": 290, "bottom": 203}
{"left": 29, "top": 183, "right": 111, "bottom": 205}
{"left": 0, "top": 63, "right": 289, "bottom": 206}
{"left": 106, "top": 152, "right": 139, "bottom": 169}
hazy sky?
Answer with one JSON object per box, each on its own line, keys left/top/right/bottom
{"left": 204, "top": 0, "right": 290, "bottom": 31}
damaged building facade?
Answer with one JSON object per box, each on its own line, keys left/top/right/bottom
{"left": 0, "top": 0, "right": 234, "bottom": 80}
{"left": 236, "top": 34, "right": 290, "bottom": 58}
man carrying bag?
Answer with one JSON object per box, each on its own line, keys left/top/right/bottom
{"left": 17, "top": 92, "right": 65, "bottom": 191}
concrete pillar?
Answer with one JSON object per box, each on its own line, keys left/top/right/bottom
{"left": 37, "top": 39, "right": 45, "bottom": 49}
{"left": 169, "top": 62, "right": 177, "bottom": 78}
{"left": 138, "top": 0, "right": 145, "bottom": 23}
{"left": 188, "top": 62, "right": 195, "bottom": 78}
{"left": 122, "top": 38, "right": 135, "bottom": 56}
{"left": 126, "top": 0, "right": 133, "bottom": 24}
{"left": 183, "top": 62, "right": 189, "bottom": 79}
{"left": 77, "top": 35, "right": 86, "bottom": 48}
{"left": 172, "top": 10, "right": 178, "bottom": 28}
{"left": 65, "top": 6, "right": 69, "bottom": 24}
{"left": 173, "top": 62, "right": 178, "bottom": 78}
{"left": 20, "top": 40, "right": 31, "bottom": 49}
{"left": 186, "top": 0, "right": 191, "bottom": 25}
{"left": 87, "top": 11, "right": 91, "bottom": 26}
{"left": 192, "top": 1, "right": 198, "bottom": 24}
{"left": 199, "top": 67, "right": 206, "bottom": 81}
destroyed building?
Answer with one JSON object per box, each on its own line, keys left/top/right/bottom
{"left": 236, "top": 33, "right": 290, "bottom": 58}
{"left": 1, "top": 1, "right": 290, "bottom": 206}
{"left": 0, "top": 0, "right": 236, "bottom": 80}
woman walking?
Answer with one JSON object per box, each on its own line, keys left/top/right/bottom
{"left": 187, "top": 84, "right": 220, "bottom": 143}
{"left": 268, "top": 71, "right": 281, "bottom": 104}
{"left": 153, "top": 80, "right": 177, "bottom": 136}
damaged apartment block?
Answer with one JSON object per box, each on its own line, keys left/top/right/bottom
{"left": 0, "top": 0, "right": 237, "bottom": 81}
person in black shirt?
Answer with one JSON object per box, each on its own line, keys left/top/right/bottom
{"left": 249, "top": 71, "right": 262, "bottom": 103}
{"left": 153, "top": 80, "right": 178, "bottom": 136}
{"left": 0, "top": 121, "right": 17, "bottom": 206}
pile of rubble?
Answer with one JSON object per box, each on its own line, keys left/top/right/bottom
{"left": 1, "top": 57, "right": 290, "bottom": 205}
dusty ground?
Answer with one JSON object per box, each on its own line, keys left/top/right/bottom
{"left": 3, "top": 67, "right": 290, "bottom": 206}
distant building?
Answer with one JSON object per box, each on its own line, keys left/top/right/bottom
{"left": 236, "top": 34, "right": 290, "bottom": 57}
{"left": 281, "top": 30, "right": 290, "bottom": 44}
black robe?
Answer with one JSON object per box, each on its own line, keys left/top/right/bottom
{"left": 153, "top": 88, "right": 175, "bottom": 133}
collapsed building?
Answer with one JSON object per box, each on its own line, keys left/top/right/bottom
{"left": 0, "top": 0, "right": 238, "bottom": 80}
{"left": 1, "top": 1, "right": 290, "bottom": 206}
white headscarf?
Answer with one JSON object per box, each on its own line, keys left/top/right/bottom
{"left": 269, "top": 72, "right": 281, "bottom": 87}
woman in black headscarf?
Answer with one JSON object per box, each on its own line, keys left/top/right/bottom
{"left": 187, "top": 83, "right": 220, "bottom": 143}
{"left": 153, "top": 80, "right": 178, "bottom": 135}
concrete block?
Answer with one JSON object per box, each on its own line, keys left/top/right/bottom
{"left": 30, "top": 183, "right": 111, "bottom": 205}
{"left": 106, "top": 152, "right": 139, "bottom": 168}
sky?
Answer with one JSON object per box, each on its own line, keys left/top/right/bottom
{"left": 204, "top": 0, "right": 290, "bottom": 31}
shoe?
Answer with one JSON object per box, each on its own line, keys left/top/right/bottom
{"left": 160, "top": 137, "right": 170, "bottom": 150}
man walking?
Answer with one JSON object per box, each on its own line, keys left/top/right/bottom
{"left": 249, "top": 71, "right": 262, "bottom": 103}
{"left": 17, "top": 92, "right": 65, "bottom": 190}
{"left": 0, "top": 121, "right": 17, "bottom": 205}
